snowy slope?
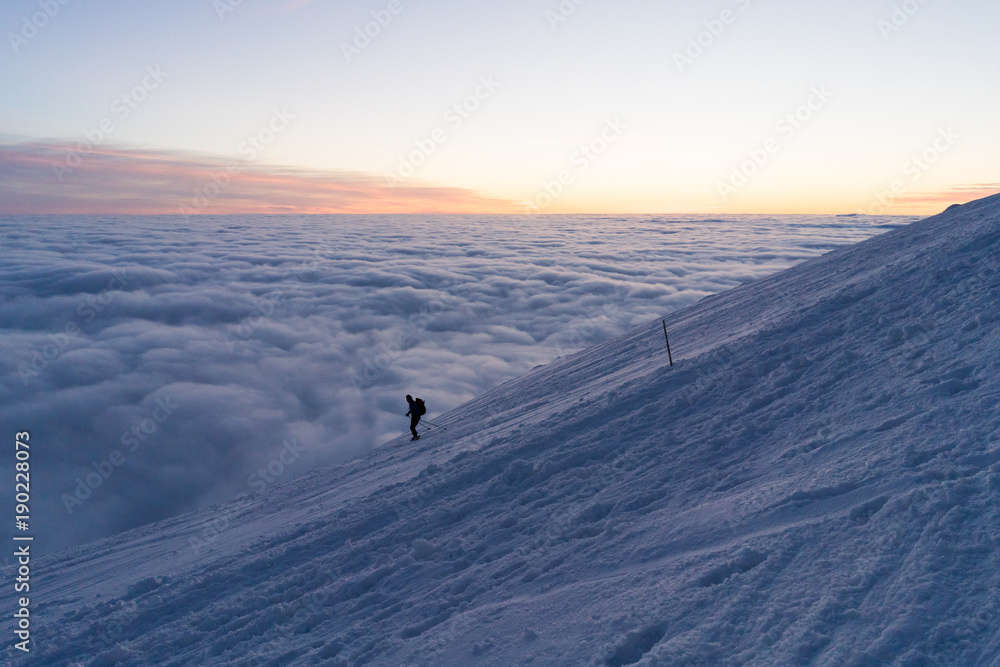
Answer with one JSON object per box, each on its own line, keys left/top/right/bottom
{"left": 8, "top": 194, "right": 1000, "bottom": 666}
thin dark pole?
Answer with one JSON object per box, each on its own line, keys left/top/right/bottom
{"left": 662, "top": 320, "right": 673, "bottom": 367}
{"left": 423, "top": 420, "right": 447, "bottom": 430}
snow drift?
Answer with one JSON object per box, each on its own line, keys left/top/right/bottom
{"left": 9, "top": 194, "right": 1000, "bottom": 666}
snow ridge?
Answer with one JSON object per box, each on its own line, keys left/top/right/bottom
{"left": 9, "top": 194, "right": 1000, "bottom": 666}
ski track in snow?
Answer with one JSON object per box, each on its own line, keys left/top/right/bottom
{"left": 6, "top": 197, "right": 1000, "bottom": 665}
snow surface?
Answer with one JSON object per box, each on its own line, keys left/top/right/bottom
{"left": 7, "top": 195, "right": 1000, "bottom": 665}
{"left": 1, "top": 213, "right": 908, "bottom": 554}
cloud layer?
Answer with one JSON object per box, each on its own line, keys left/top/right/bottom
{"left": 0, "top": 213, "right": 916, "bottom": 552}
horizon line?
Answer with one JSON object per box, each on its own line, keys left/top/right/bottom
{"left": 1, "top": 141, "right": 996, "bottom": 218}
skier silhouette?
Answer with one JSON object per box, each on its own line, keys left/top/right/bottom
{"left": 405, "top": 394, "right": 425, "bottom": 440}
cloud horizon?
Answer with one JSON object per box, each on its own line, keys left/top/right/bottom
{"left": 0, "top": 213, "right": 914, "bottom": 554}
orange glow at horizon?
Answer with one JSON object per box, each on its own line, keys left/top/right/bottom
{"left": 1, "top": 142, "right": 995, "bottom": 217}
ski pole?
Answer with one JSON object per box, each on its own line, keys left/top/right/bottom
{"left": 423, "top": 419, "right": 447, "bottom": 430}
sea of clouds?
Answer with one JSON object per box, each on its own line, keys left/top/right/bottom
{"left": 0, "top": 213, "right": 916, "bottom": 552}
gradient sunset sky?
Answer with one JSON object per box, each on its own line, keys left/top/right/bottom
{"left": 1, "top": 0, "right": 997, "bottom": 215}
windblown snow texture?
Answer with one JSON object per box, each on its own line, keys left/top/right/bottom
{"left": 9, "top": 195, "right": 1000, "bottom": 665}
{"left": 1, "top": 213, "right": 899, "bottom": 554}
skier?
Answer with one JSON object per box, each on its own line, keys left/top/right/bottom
{"left": 405, "top": 394, "right": 426, "bottom": 440}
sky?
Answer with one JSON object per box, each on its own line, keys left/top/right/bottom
{"left": 1, "top": 0, "right": 998, "bottom": 215}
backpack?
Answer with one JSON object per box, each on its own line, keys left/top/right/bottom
{"left": 415, "top": 398, "right": 426, "bottom": 416}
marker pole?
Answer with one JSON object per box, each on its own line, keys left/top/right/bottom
{"left": 662, "top": 320, "right": 673, "bottom": 367}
